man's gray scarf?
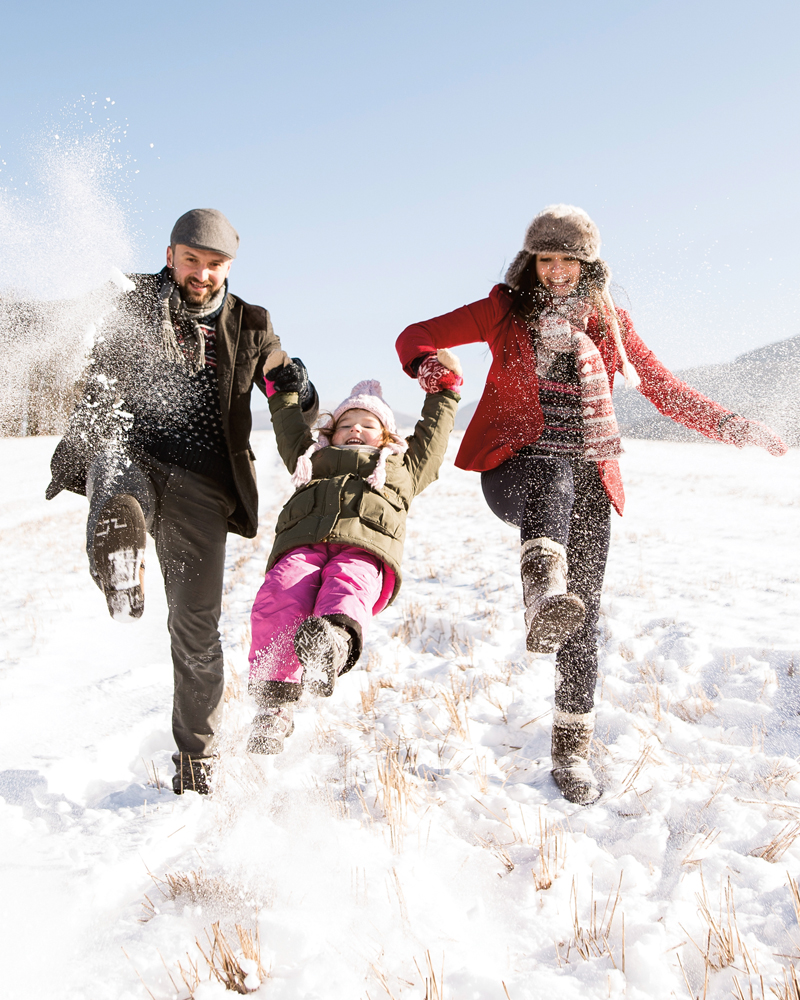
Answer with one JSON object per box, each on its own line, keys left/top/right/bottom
{"left": 158, "top": 273, "right": 227, "bottom": 373}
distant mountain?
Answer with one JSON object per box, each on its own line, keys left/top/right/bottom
{"left": 452, "top": 336, "right": 800, "bottom": 446}
{"left": 613, "top": 335, "right": 800, "bottom": 446}
{"left": 455, "top": 400, "right": 478, "bottom": 430}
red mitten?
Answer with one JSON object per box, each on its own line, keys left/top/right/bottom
{"left": 719, "top": 416, "right": 788, "bottom": 456}
{"left": 417, "top": 349, "right": 463, "bottom": 393}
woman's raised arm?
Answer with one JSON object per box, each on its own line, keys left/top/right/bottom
{"left": 396, "top": 288, "right": 507, "bottom": 376}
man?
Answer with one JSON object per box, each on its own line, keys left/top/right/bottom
{"left": 46, "top": 208, "right": 316, "bottom": 794}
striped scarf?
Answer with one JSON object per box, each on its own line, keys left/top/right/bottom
{"left": 535, "top": 297, "right": 622, "bottom": 461}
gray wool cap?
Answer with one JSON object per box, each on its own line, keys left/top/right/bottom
{"left": 170, "top": 208, "right": 239, "bottom": 259}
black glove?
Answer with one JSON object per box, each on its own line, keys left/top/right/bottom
{"left": 266, "top": 356, "right": 310, "bottom": 404}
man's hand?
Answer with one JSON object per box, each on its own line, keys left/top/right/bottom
{"left": 417, "top": 349, "right": 463, "bottom": 394}
{"left": 720, "top": 415, "right": 788, "bottom": 456}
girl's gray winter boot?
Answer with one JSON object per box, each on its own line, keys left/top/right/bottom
{"left": 520, "top": 537, "right": 585, "bottom": 653}
{"left": 294, "top": 616, "right": 351, "bottom": 697}
{"left": 247, "top": 705, "right": 295, "bottom": 754}
{"left": 551, "top": 710, "right": 600, "bottom": 805}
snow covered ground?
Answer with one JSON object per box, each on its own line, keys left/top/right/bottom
{"left": 0, "top": 432, "right": 798, "bottom": 1000}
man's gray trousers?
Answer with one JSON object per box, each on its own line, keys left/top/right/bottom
{"left": 87, "top": 448, "right": 236, "bottom": 757}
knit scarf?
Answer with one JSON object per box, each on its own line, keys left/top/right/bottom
{"left": 157, "top": 270, "right": 228, "bottom": 373}
{"left": 535, "top": 296, "right": 623, "bottom": 461}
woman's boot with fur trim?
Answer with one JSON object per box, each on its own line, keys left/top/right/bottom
{"left": 521, "top": 537, "right": 585, "bottom": 653}
{"left": 551, "top": 710, "right": 600, "bottom": 805}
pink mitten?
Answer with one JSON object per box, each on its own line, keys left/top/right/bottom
{"left": 719, "top": 416, "right": 788, "bottom": 456}
{"left": 417, "top": 349, "right": 463, "bottom": 393}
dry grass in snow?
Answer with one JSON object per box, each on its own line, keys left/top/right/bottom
{"left": 0, "top": 433, "right": 798, "bottom": 999}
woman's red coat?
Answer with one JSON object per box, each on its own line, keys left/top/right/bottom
{"left": 396, "top": 285, "right": 734, "bottom": 515}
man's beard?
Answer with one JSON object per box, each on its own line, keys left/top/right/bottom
{"left": 174, "top": 273, "right": 216, "bottom": 307}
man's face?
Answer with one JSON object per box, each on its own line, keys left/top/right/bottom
{"left": 166, "top": 243, "right": 233, "bottom": 306}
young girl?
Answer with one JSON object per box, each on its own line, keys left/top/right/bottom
{"left": 246, "top": 349, "right": 462, "bottom": 753}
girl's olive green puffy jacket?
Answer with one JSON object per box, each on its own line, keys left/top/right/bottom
{"left": 267, "top": 389, "right": 459, "bottom": 604}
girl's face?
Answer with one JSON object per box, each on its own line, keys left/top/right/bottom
{"left": 535, "top": 254, "right": 582, "bottom": 296}
{"left": 331, "top": 408, "right": 386, "bottom": 448}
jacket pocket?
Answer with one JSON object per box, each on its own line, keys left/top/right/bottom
{"left": 359, "top": 489, "right": 405, "bottom": 538}
{"left": 380, "top": 486, "right": 409, "bottom": 511}
{"left": 275, "top": 484, "right": 318, "bottom": 533}
{"left": 234, "top": 347, "right": 260, "bottom": 393}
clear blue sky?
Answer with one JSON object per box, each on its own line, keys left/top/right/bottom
{"left": 2, "top": 0, "right": 798, "bottom": 411}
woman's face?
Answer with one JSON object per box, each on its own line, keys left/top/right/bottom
{"left": 535, "top": 254, "right": 582, "bottom": 296}
{"left": 331, "top": 408, "right": 386, "bottom": 448}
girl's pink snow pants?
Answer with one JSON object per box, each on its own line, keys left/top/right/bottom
{"left": 248, "top": 543, "right": 394, "bottom": 688}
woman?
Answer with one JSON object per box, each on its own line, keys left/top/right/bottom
{"left": 396, "top": 204, "right": 787, "bottom": 805}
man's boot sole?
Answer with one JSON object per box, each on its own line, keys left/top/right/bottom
{"left": 93, "top": 494, "right": 146, "bottom": 623}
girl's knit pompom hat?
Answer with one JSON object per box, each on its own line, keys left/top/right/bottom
{"left": 504, "top": 204, "right": 640, "bottom": 387}
{"left": 291, "top": 379, "right": 408, "bottom": 490}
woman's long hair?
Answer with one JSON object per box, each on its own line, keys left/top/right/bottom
{"left": 501, "top": 256, "right": 614, "bottom": 338}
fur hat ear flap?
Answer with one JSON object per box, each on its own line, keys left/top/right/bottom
{"left": 504, "top": 249, "right": 533, "bottom": 290}
{"left": 592, "top": 258, "right": 612, "bottom": 290}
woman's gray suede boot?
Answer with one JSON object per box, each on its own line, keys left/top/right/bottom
{"left": 551, "top": 710, "right": 600, "bottom": 805}
{"left": 520, "top": 537, "right": 585, "bottom": 653}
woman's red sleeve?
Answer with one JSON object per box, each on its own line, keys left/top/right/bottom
{"left": 396, "top": 287, "right": 506, "bottom": 377}
{"left": 621, "top": 312, "right": 734, "bottom": 441}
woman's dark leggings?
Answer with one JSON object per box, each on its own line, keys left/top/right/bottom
{"left": 481, "top": 452, "right": 611, "bottom": 715}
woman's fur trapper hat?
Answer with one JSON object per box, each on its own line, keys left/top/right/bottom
{"left": 504, "top": 204, "right": 641, "bottom": 388}
{"left": 505, "top": 204, "right": 601, "bottom": 290}
{"left": 291, "top": 380, "right": 408, "bottom": 490}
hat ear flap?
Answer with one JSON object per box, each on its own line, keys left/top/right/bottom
{"left": 366, "top": 447, "right": 391, "bottom": 490}
{"left": 588, "top": 258, "right": 611, "bottom": 292}
{"left": 504, "top": 250, "right": 533, "bottom": 290}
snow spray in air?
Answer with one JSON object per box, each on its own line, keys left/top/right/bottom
{"left": 0, "top": 119, "right": 138, "bottom": 435}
